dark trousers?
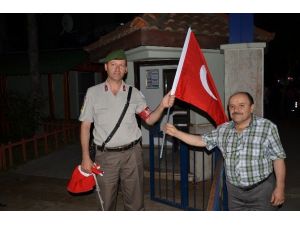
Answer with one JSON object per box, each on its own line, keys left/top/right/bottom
{"left": 226, "top": 174, "right": 279, "bottom": 211}
{"left": 95, "top": 144, "right": 144, "bottom": 211}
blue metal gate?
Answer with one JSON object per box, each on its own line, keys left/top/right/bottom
{"left": 149, "top": 125, "right": 227, "bottom": 210}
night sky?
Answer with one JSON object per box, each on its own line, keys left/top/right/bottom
{"left": 255, "top": 14, "right": 300, "bottom": 84}
{"left": 0, "top": 14, "right": 139, "bottom": 51}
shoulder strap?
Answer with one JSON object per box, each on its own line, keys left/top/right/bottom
{"left": 101, "top": 86, "right": 132, "bottom": 148}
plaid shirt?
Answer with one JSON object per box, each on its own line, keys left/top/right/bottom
{"left": 202, "top": 115, "right": 286, "bottom": 187}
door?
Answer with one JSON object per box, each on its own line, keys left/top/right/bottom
{"left": 163, "top": 69, "right": 190, "bottom": 132}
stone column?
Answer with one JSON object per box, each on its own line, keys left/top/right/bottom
{"left": 220, "top": 43, "right": 266, "bottom": 116}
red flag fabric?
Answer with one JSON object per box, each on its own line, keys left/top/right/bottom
{"left": 67, "top": 164, "right": 104, "bottom": 193}
{"left": 171, "top": 28, "right": 228, "bottom": 126}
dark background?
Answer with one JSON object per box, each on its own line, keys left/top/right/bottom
{"left": 1, "top": 14, "right": 299, "bottom": 80}
{"left": 254, "top": 14, "right": 300, "bottom": 119}
{"left": 1, "top": 13, "right": 300, "bottom": 119}
{"left": 0, "top": 14, "right": 139, "bottom": 51}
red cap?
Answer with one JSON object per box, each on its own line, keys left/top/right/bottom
{"left": 67, "top": 165, "right": 96, "bottom": 193}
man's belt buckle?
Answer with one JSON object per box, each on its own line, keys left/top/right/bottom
{"left": 96, "top": 138, "right": 140, "bottom": 152}
{"left": 239, "top": 174, "right": 272, "bottom": 191}
{"left": 240, "top": 183, "right": 260, "bottom": 191}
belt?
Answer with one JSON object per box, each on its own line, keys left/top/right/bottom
{"left": 95, "top": 138, "right": 141, "bottom": 152}
{"left": 237, "top": 173, "right": 273, "bottom": 191}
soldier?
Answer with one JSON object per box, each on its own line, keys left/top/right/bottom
{"left": 79, "top": 49, "right": 175, "bottom": 210}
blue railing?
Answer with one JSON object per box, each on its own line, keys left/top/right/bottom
{"left": 149, "top": 125, "right": 228, "bottom": 210}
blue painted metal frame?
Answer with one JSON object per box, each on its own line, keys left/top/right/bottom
{"left": 179, "top": 142, "right": 189, "bottom": 209}
{"left": 149, "top": 124, "right": 191, "bottom": 210}
{"left": 149, "top": 126, "right": 228, "bottom": 210}
{"left": 222, "top": 169, "right": 229, "bottom": 210}
{"left": 229, "top": 13, "right": 254, "bottom": 43}
{"left": 149, "top": 125, "right": 160, "bottom": 200}
{"left": 211, "top": 148, "right": 228, "bottom": 210}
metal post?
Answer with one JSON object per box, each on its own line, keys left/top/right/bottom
{"left": 180, "top": 142, "right": 189, "bottom": 209}
{"left": 149, "top": 126, "right": 155, "bottom": 200}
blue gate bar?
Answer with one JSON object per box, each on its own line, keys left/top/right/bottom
{"left": 180, "top": 142, "right": 189, "bottom": 209}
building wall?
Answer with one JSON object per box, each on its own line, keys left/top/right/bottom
{"left": 139, "top": 64, "right": 178, "bottom": 145}
{"left": 221, "top": 43, "right": 265, "bottom": 117}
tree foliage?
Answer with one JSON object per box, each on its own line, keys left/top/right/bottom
{"left": 1, "top": 91, "right": 45, "bottom": 143}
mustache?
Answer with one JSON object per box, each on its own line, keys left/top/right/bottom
{"left": 232, "top": 112, "right": 243, "bottom": 116}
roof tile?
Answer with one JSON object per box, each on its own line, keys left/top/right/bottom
{"left": 85, "top": 13, "right": 274, "bottom": 56}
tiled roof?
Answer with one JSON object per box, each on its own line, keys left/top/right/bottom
{"left": 85, "top": 13, "right": 274, "bottom": 60}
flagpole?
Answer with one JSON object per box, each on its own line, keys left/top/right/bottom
{"left": 159, "top": 27, "right": 192, "bottom": 159}
{"left": 159, "top": 106, "right": 171, "bottom": 159}
{"left": 170, "top": 27, "right": 192, "bottom": 96}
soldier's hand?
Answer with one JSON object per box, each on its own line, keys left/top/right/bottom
{"left": 81, "top": 158, "right": 94, "bottom": 174}
{"left": 162, "top": 91, "right": 175, "bottom": 108}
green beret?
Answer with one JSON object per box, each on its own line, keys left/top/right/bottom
{"left": 104, "top": 49, "right": 127, "bottom": 62}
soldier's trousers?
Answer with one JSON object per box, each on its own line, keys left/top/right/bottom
{"left": 95, "top": 144, "right": 144, "bottom": 210}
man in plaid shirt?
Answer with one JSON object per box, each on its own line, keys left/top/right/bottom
{"left": 164, "top": 92, "right": 286, "bottom": 210}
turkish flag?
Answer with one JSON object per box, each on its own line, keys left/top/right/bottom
{"left": 171, "top": 28, "right": 228, "bottom": 126}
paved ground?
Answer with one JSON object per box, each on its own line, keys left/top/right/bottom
{"left": 0, "top": 144, "right": 178, "bottom": 211}
{"left": 0, "top": 118, "right": 300, "bottom": 211}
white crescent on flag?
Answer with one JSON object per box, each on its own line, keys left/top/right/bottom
{"left": 199, "top": 65, "right": 217, "bottom": 100}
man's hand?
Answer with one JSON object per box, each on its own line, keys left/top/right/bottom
{"left": 164, "top": 123, "right": 206, "bottom": 147}
{"left": 145, "top": 92, "right": 175, "bottom": 126}
{"left": 271, "top": 187, "right": 285, "bottom": 206}
{"left": 161, "top": 91, "right": 175, "bottom": 108}
{"left": 272, "top": 159, "right": 286, "bottom": 206}
{"left": 164, "top": 123, "right": 178, "bottom": 137}
{"left": 81, "top": 157, "right": 94, "bottom": 174}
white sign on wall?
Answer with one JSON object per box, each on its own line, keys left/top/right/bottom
{"left": 146, "top": 69, "right": 159, "bottom": 89}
